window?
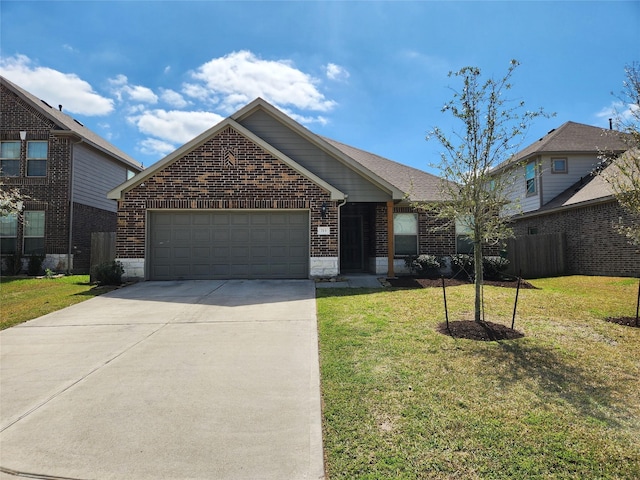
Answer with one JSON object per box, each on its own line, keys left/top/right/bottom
{"left": 455, "top": 218, "right": 474, "bottom": 254}
{"left": 23, "top": 211, "right": 45, "bottom": 255}
{"left": 27, "top": 141, "right": 48, "bottom": 177}
{"left": 528, "top": 227, "right": 538, "bottom": 235}
{"left": 525, "top": 162, "right": 536, "bottom": 195}
{"left": 1, "top": 141, "right": 21, "bottom": 177}
{"left": 393, "top": 213, "right": 418, "bottom": 256}
{"left": 0, "top": 214, "right": 18, "bottom": 254}
{"left": 127, "top": 169, "right": 136, "bottom": 180}
{"left": 551, "top": 158, "right": 567, "bottom": 174}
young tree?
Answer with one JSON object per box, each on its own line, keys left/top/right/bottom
{"left": 598, "top": 62, "right": 640, "bottom": 246}
{"left": 423, "top": 60, "right": 548, "bottom": 323}
{"left": 0, "top": 180, "right": 28, "bottom": 217}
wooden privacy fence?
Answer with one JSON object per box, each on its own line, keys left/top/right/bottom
{"left": 505, "top": 233, "right": 566, "bottom": 278}
{"left": 90, "top": 232, "right": 116, "bottom": 282}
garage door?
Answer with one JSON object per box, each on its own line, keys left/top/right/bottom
{"left": 149, "top": 211, "right": 309, "bottom": 280}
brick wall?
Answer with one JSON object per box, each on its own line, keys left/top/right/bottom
{"left": 513, "top": 201, "right": 640, "bottom": 277}
{"left": 116, "top": 126, "right": 335, "bottom": 259}
{"left": 374, "top": 205, "right": 456, "bottom": 257}
{"left": 1, "top": 83, "right": 71, "bottom": 256}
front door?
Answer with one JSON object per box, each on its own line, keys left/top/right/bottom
{"left": 340, "top": 215, "right": 364, "bottom": 272}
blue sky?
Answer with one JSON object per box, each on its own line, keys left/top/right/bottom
{"left": 1, "top": 1, "right": 638, "bottom": 173}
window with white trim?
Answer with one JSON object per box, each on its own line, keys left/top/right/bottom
{"left": 551, "top": 158, "right": 567, "bottom": 174}
{"left": 1, "top": 141, "right": 21, "bottom": 177}
{"left": 27, "top": 141, "right": 48, "bottom": 177}
{"left": 0, "top": 214, "right": 18, "bottom": 254}
{"left": 525, "top": 161, "right": 536, "bottom": 195}
{"left": 23, "top": 211, "right": 45, "bottom": 255}
{"left": 393, "top": 213, "right": 418, "bottom": 256}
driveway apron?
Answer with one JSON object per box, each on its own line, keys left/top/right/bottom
{"left": 0, "top": 280, "right": 324, "bottom": 480}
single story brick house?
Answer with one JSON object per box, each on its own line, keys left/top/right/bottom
{"left": 108, "top": 98, "right": 456, "bottom": 281}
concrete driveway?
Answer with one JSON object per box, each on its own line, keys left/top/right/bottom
{"left": 0, "top": 280, "right": 324, "bottom": 480}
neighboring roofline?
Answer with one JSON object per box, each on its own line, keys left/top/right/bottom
{"left": 491, "top": 121, "right": 628, "bottom": 175}
{"left": 1, "top": 75, "right": 143, "bottom": 171}
{"left": 232, "top": 98, "right": 406, "bottom": 200}
{"left": 512, "top": 195, "right": 615, "bottom": 220}
{"left": 108, "top": 117, "right": 346, "bottom": 201}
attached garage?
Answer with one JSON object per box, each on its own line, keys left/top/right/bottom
{"left": 149, "top": 210, "right": 309, "bottom": 280}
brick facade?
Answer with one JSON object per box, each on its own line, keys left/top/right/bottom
{"left": 374, "top": 205, "right": 456, "bottom": 257}
{"left": 1, "top": 81, "right": 129, "bottom": 274}
{"left": 116, "top": 126, "right": 336, "bottom": 261}
{"left": 513, "top": 201, "right": 640, "bottom": 277}
{"left": 1, "top": 84, "right": 71, "bottom": 260}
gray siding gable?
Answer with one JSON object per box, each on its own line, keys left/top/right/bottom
{"left": 237, "top": 109, "right": 392, "bottom": 202}
{"left": 73, "top": 143, "right": 131, "bottom": 212}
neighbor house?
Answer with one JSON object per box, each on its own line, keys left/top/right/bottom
{"left": 0, "top": 76, "right": 144, "bottom": 273}
{"left": 492, "top": 121, "right": 638, "bottom": 277}
{"left": 108, "top": 98, "right": 459, "bottom": 281}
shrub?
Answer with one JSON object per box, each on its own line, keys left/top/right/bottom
{"left": 27, "top": 255, "right": 45, "bottom": 276}
{"left": 92, "top": 260, "right": 124, "bottom": 286}
{"left": 450, "top": 254, "right": 474, "bottom": 278}
{"left": 483, "top": 256, "right": 510, "bottom": 280}
{"left": 404, "top": 254, "right": 440, "bottom": 276}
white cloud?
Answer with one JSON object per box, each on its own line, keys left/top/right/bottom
{"left": 139, "top": 137, "right": 177, "bottom": 157}
{"left": 188, "top": 50, "right": 336, "bottom": 114}
{"left": 128, "top": 109, "right": 224, "bottom": 144}
{"left": 326, "top": 63, "right": 350, "bottom": 82}
{"left": 109, "top": 74, "right": 158, "bottom": 104}
{"left": 0, "top": 54, "right": 114, "bottom": 115}
{"left": 595, "top": 101, "right": 639, "bottom": 125}
{"left": 160, "top": 88, "right": 189, "bottom": 108}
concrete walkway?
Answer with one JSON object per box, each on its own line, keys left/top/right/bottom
{"left": 0, "top": 280, "right": 324, "bottom": 480}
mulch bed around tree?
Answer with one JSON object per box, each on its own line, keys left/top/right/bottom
{"left": 386, "top": 277, "right": 537, "bottom": 289}
{"left": 604, "top": 316, "right": 640, "bottom": 328}
{"left": 437, "top": 320, "right": 525, "bottom": 341}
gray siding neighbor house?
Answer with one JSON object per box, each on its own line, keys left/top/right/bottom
{"left": 109, "top": 98, "right": 457, "bottom": 281}
{"left": 0, "top": 76, "right": 144, "bottom": 273}
{"left": 492, "top": 121, "right": 639, "bottom": 277}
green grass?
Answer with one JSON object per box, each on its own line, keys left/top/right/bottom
{"left": 0, "top": 275, "right": 114, "bottom": 330}
{"left": 317, "top": 276, "right": 640, "bottom": 479}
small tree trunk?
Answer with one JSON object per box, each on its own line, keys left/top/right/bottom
{"left": 474, "top": 241, "right": 483, "bottom": 322}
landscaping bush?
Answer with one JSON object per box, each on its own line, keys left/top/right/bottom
{"left": 450, "top": 254, "right": 474, "bottom": 278}
{"left": 482, "top": 256, "right": 510, "bottom": 280}
{"left": 405, "top": 254, "right": 441, "bottom": 277}
{"left": 27, "top": 255, "right": 45, "bottom": 276}
{"left": 92, "top": 260, "right": 124, "bottom": 285}
{"left": 449, "top": 254, "right": 510, "bottom": 280}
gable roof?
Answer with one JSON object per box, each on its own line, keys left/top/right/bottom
{"left": 108, "top": 116, "right": 346, "bottom": 201}
{"left": 494, "top": 121, "right": 629, "bottom": 173}
{"left": 1, "top": 75, "right": 143, "bottom": 171}
{"left": 232, "top": 99, "right": 407, "bottom": 200}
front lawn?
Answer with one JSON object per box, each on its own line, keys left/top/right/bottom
{"left": 0, "top": 275, "right": 113, "bottom": 330}
{"left": 317, "top": 276, "right": 640, "bottom": 479}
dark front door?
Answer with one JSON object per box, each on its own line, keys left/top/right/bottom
{"left": 340, "top": 215, "right": 364, "bottom": 272}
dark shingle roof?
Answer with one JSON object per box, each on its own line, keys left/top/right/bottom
{"left": 321, "top": 136, "right": 449, "bottom": 202}
{"left": 495, "top": 121, "right": 629, "bottom": 172}
{"left": 1, "top": 75, "right": 143, "bottom": 170}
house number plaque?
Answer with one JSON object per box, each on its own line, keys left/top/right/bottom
{"left": 317, "top": 227, "right": 330, "bottom": 236}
